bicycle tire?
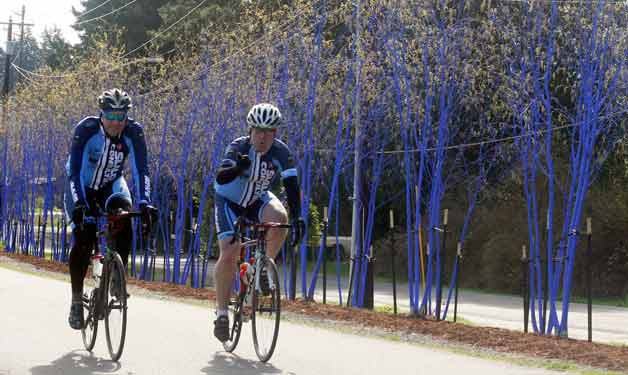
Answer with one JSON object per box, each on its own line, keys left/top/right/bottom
{"left": 251, "top": 258, "right": 281, "bottom": 362}
{"left": 222, "top": 290, "right": 245, "bottom": 352}
{"left": 81, "top": 289, "right": 98, "bottom": 351}
{"left": 104, "top": 252, "right": 128, "bottom": 361}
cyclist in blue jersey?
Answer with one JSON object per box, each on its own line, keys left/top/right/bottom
{"left": 213, "top": 103, "right": 305, "bottom": 342}
{"left": 64, "top": 88, "right": 155, "bottom": 330}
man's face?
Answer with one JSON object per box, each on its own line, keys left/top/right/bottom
{"left": 250, "top": 128, "right": 276, "bottom": 153}
{"left": 101, "top": 110, "right": 128, "bottom": 137}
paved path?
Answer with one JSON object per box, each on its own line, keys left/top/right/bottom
{"left": 0, "top": 266, "right": 563, "bottom": 375}
{"left": 11, "top": 229, "right": 628, "bottom": 346}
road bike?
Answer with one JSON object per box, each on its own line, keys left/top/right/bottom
{"left": 222, "top": 217, "right": 291, "bottom": 362}
{"left": 81, "top": 207, "right": 155, "bottom": 361}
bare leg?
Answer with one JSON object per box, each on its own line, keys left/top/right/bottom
{"left": 213, "top": 238, "right": 240, "bottom": 311}
{"left": 260, "top": 199, "right": 289, "bottom": 259}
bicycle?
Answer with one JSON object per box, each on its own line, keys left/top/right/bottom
{"left": 222, "top": 217, "right": 292, "bottom": 362}
{"left": 81, "top": 206, "right": 156, "bottom": 361}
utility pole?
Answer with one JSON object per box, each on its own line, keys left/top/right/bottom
{"left": 0, "top": 18, "right": 12, "bottom": 232}
{"left": 349, "top": 0, "right": 363, "bottom": 308}
{"left": 1, "top": 11, "right": 33, "bottom": 128}
{"left": 17, "top": 6, "right": 26, "bottom": 72}
{"left": 2, "top": 18, "right": 13, "bottom": 100}
{"left": 1, "top": 17, "right": 13, "bottom": 132}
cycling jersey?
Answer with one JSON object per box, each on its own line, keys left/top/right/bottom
{"left": 65, "top": 116, "right": 151, "bottom": 208}
{"left": 214, "top": 136, "right": 297, "bottom": 208}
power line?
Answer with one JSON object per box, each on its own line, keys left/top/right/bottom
{"left": 76, "top": 0, "right": 115, "bottom": 19}
{"left": 136, "top": 1, "right": 346, "bottom": 99}
{"left": 12, "top": 63, "right": 75, "bottom": 79}
{"left": 10, "top": 0, "right": 298, "bottom": 81}
{"left": 11, "top": 63, "right": 36, "bottom": 84}
{"left": 314, "top": 108, "right": 628, "bottom": 155}
{"left": 122, "top": 0, "right": 209, "bottom": 58}
{"left": 74, "top": 0, "right": 138, "bottom": 26}
{"left": 1, "top": 14, "right": 34, "bottom": 97}
{"left": 11, "top": 57, "right": 162, "bottom": 79}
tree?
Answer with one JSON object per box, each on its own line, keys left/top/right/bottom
{"left": 7, "top": 32, "right": 42, "bottom": 90}
{"left": 72, "top": 0, "right": 169, "bottom": 55}
{"left": 153, "top": 0, "right": 244, "bottom": 56}
{"left": 0, "top": 48, "right": 5, "bottom": 91}
{"left": 40, "top": 28, "right": 74, "bottom": 70}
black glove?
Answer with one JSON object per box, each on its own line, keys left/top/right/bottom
{"left": 71, "top": 204, "right": 87, "bottom": 226}
{"left": 236, "top": 153, "right": 251, "bottom": 171}
{"left": 290, "top": 217, "right": 306, "bottom": 247}
{"left": 71, "top": 204, "right": 97, "bottom": 243}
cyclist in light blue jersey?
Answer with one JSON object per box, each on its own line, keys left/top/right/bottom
{"left": 212, "top": 103, "right": 305, "bottom": 342}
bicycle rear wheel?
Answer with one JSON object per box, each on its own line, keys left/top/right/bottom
{"left": 104, "top": 252, "right": 128, "bottom": 361}
{"left": 81, "top": 289, "right": 98, "bottom": 351}
{"left": 251, "top": 258, "right": 280, "bottom": 362}
{"left": 222, "top": 290, "right": 245, "bottom": 352}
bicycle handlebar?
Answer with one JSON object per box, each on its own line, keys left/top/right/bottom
{"left": 230, "top": 217, "right": 292, "bottom": 245}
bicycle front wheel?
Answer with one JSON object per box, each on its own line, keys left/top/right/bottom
{"left": 104, "top": 252, "right": 128, "bottom": 361}
{"left": 251, "top": 258, "right": 280, "bottom": 362}
{"left": 81, "top": 289, "right": 98, "bottom": 351}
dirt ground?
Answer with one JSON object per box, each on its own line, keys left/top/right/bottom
{"left": 2, "top": 251, "right": 628, "bottom": 373}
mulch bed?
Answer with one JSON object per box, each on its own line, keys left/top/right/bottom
{"left": 2, "top": 250, "right": 627, "bottom": 373}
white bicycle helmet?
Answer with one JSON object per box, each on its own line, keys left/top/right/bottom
{"left": 246, "top": 103, "right": 282, "bottom": 129}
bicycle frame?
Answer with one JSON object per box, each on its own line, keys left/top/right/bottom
{"left": 233, "top": 218, "right": 291, "bottom": 294}
{"left": 223, "top": 217, "right": 291, "bottom": 361}
{"left": 85, "top": 210, "right": 150, "bottom": 314}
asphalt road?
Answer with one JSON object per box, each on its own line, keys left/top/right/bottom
{"left": 13, "top": 237, "right": 628, "bottom": 346}
{"left": 0, "top": 265, "right": 562, "bottom": 375}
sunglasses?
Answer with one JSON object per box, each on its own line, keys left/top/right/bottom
{"left": 102, "top": 111, "right": 127, "bottom": 122}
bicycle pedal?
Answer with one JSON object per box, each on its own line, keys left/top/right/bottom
{"left": 242, "top": 307, "right": 252, "bottom": 322}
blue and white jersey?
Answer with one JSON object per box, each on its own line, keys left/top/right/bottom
{"left": 214, "top": 136, "right": 297, "bottom": 207}
{"left": 65, "top": 116, "right": 151, "bottom": 207}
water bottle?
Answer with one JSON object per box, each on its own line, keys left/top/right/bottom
{"left": 246, "top": 259, "right": 254, "bottom": 281}
{"left": 91, "top": 254, "right": 103, "bottom": 281}
{"left": 240, "top": 262, "right": 251, "bottom": 285}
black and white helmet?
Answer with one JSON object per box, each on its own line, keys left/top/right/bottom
{"left": 98, "top": 88, "right": 132, "bottom": 111}
{"left": 246, "top": 103, "right": 282, "bottom": 129}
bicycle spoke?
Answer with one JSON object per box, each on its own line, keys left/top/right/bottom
{"left": 105, "top": 253, "right": 127, "bottom": 361}
{"left": 252, "top": 259, "right": 281, "bottom": 362}
{"left": 222, "top": 293, "right": 245, "bottom": 352}
{"left": 81, "top": 289, "right": 98, "bottom": 351}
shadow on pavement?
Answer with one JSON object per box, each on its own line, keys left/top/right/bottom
{"left": 30, "top": 350, "right": 121, "bottom": 374}
{"left": 202, "top": 352, "right": 290, "bottom": 375}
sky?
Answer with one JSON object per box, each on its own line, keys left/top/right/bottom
{"left": 0, "top": 1, "right": 84, "bottom": 47}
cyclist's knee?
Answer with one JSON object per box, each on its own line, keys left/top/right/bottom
{"left": 217, "top": 239, "right": 239, "bottom": 263}
{"left": 267, "top": 228, "right": 288, "bottom": 244}
{"left": 69, "top": 243, "right": 91, "bottom": 268}
{"left": 74, "top": 223, "right": 97, "bottom": 242}
{"left": 262, "top": 204, "right": 288, "bottom": 224}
